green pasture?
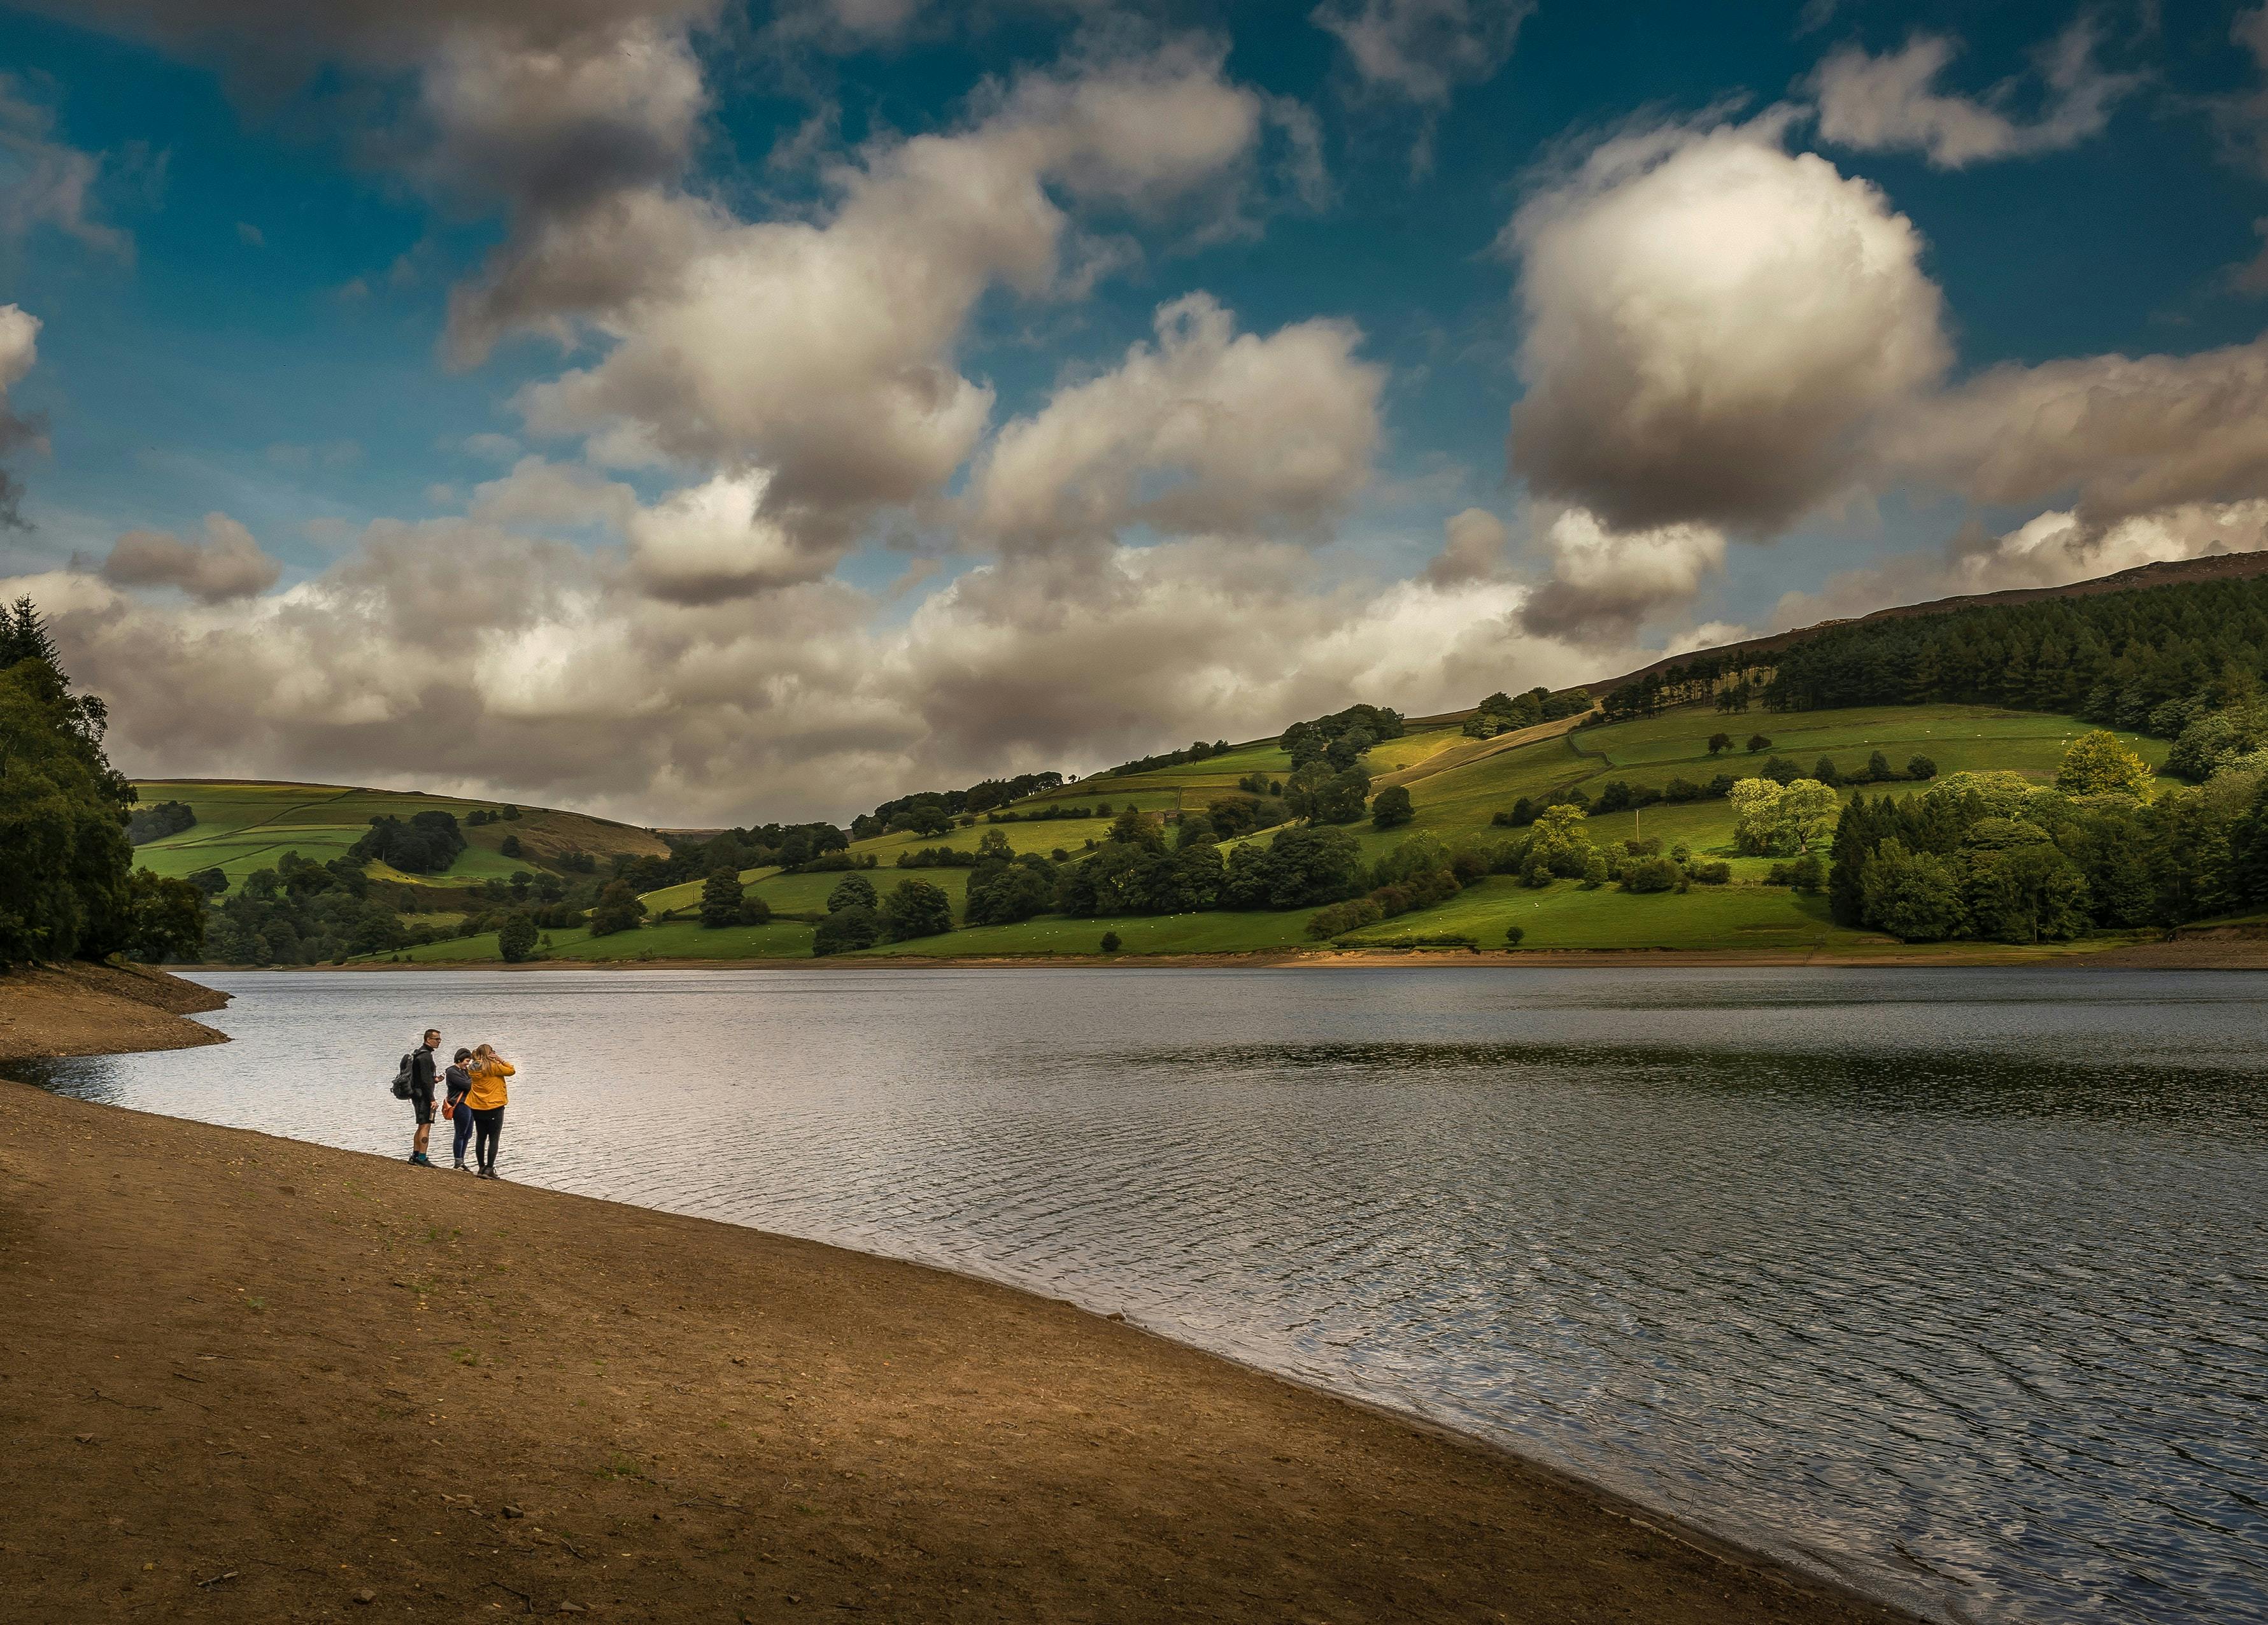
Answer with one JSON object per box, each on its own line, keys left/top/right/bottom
{"left": 1355, "top": 704, "right": 2169, "bottom": 861}
{"left": 365, "top": 917, "right": 815, "bottom": 965}
{"left": 131, "top": 779, "right": 663, "bottom": 895}
{"left": 861, "top": 909, "right": 1315, "bottom": 957}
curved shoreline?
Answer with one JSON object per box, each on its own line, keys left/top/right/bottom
{"left": 0, "top": 965, "right": 1929, "bottom": 1622}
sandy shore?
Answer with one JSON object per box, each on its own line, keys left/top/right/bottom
{"left": 0, "top": 960, "right": 232, "bottom": 1065}
{"left": 0, "top": 965, "right": 1925, "bottom": 1622}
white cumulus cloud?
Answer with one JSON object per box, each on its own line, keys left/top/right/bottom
{"left": 969, "top": 293, "right": 1381, "bottom": 550}
{"left": 1504, "top": 113, "right": 1950, "bottom": 533}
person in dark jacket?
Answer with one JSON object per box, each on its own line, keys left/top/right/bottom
{"left": 444, "top": 1048, "right": 476, "bottom": 1170}
{"left": 408, "top": 1028, "right": 441, "bottom": 1167}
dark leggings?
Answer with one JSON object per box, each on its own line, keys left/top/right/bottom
{"left": 451, "top": 1101, "right": 475, "bottom": 1163}
{"left": 472, "top": 1106, "right": 504, "bottom": 1172}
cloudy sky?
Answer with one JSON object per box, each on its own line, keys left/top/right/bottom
{"left": 3, "top": 1, "right": 2267, "bottom": 823}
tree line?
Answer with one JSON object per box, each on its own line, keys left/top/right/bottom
{"left": 1, "top": 598, "right": 205, "bottom": 965}
{"left": 1606, "top": 575, "right": 2268, "bottom": 765}
{"left": 1828, "top": 737, "right": 2268, "bottom": 942}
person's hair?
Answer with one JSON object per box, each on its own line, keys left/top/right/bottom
{"left": 453, "top": 1048, "right": 472, "bottom": 1063}
{"left": 475, "top": 1043, "right": 499, "bottom": 1060}
{"left": 424, "top": 1029, "right": 440, "bottom": 1040}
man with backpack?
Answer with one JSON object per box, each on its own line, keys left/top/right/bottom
{"left": 400, "top": 1028, "right": 441, "bottom": 1167}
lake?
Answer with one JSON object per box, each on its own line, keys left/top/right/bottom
{"left": 22, "top": 965, "right": 2268, "bottom": 1623}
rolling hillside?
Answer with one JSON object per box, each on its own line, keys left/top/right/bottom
{"left": 364, "top": 700, "right": 2172, "bottom": 965}
{"left": 130, "top": 780, "right": 668, "bottom": 895}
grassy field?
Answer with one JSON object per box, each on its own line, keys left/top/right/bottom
{"left": 350, "top": 702, "right": 2165, "bottom": 966}
{"left": 372, "top": 916, "right": 816, "bottom": 963}
{"left": 132, "top": 779, "right": 668, "bottom": 895}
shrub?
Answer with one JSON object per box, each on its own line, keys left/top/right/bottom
{"left": 1503, "top": 924, "right": 1525, "bottom": 947}
{"left": 1688, "top": 860, "right": 1731, "bottom": 884}
{"left": 1623, "top": 856, "right": 1682, "bottom": 893}
{"left": 1306, "top": 898, "right": 1385, "bottom": 939}
{"left": 812, "top": 905, "right": 880, "bottom": 956}
{"left": 497, "top": 912, "right": 538, "bottom": 962}
{"left": 1100, "top": 930, "right": 1121, "bottom": 953}
{"left": 1906, "top": 754, "right": 1938, "bottom": 781}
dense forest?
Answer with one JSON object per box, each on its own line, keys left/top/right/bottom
{"left": 1825, "top": 749, "right": 2268, "bottom": 944}
{"left": 1606, "top": 574, "right": 2268, "bottom": 749}
{"left": 0, "top": 598, "right": 205, "bottom": 965}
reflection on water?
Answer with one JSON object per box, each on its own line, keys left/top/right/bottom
{"left": 24, "top": 966, "right": 2268, "bottom": 1624}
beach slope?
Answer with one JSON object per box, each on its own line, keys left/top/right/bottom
{"left": 0, "top": 1077, "right": 1920, "bottom": 1624}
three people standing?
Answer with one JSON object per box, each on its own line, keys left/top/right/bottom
{"left": 406, "top": 1031, "right": 516, "bottom": 1180}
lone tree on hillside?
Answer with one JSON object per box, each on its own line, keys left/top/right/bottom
{"left": 1708, "top": 732, "right": 1733, "bottom": 755}
{"left": 1371, "top": 784, "right": 1414, "bottom": 829}
{"left": 498, "top": 911, "right": 538, "bottom": 962}
{"left": 826, "top": 872, "right": 877, "bottom": 912}
{"left": 881, "top": 878, "right": 953, "bottom": 941}
{"left": 2056, "top": 730, "right": 2155, "bottom": 798}
{"left": 699, "top": 865, "right": 744, "bottom": 928}
{"left": 1746, "top": 733, "right": 1773, "bottom": 754}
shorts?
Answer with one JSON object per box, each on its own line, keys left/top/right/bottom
{"left": 411, "top": 1085, "right": 435, "bottom": 1126}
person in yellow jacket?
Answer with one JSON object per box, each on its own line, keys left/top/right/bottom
{"left": 461, "top": 1043, "right": 516, "bottom": 1180}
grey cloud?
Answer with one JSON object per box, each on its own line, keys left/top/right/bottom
{"left": 100, "top": 514, "right": 283, "bottom": 602}
{"left": 0, "top": 74, "right": 132, "bottom": 260}
{"left": 1514, "top": 507, "right": 1726, "bottom": 642}
{"left": 1808, "top": 20, "right": 2139, "bottom": 170}
{"left": 1419, "top": 507, "right": 1506, "bottom": 587}
{"left": 1506, "top": 115, "right": 1950, "bottom": 534}
{"left": 2220, "top": 7, "right": 2268, "bottom": 176}
{"left": 0, "top": 304, "right": 44, "bottom": 530}
{"left": 1883, "top": 334, "right": 2268, "bottom": 523}
{"left": 17, "top": 516, "right": 1571, "bottom": 826}
{"left": 1311, "top": 0, "right": 1532, "bottom": 106}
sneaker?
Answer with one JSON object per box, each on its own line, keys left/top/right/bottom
{"left": 409, "top": 1153, "right": 434, "bottom": 1167}
{"left": 452, "top": 1160, "right": 469, "bottom": 1172}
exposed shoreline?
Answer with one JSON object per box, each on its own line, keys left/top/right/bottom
{"left": 5, "top": 963, "right": 1925, "bottom": 1621}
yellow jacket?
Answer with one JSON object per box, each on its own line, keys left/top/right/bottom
{"left": 461, "top": 1058, "right": 514, "bottom": 1112}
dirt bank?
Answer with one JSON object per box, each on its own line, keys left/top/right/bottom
{"left": 0, "top": 960, "right": 232, "bottom": 1065}
{"left": 0, "top": 1086, "right": 1921, "bottom": 1624}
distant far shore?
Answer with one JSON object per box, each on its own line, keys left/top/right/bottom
{"left": 0, "top": 964, "right": 1924, "bottom": 1624}
{"left": 209, "top": 931, "right": 2268, "bottom": 974}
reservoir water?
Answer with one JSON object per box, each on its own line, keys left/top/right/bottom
{"left": 23, "top": 965, "right": 2268, "bottom": 1623}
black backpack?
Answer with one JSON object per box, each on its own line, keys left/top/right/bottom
{"left": 391, "top": 1052, "right": 415, "bottom": 1100}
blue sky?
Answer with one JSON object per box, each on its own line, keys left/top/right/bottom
{"left": 3, "top": 1, "right": 2265, "bottom": 821}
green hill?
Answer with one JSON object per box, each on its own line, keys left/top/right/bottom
{"left": 364, "top": 700, "right": 2176, "bottom": 965}
{"left": 130, "top": 780, "right": 667, "bottom": 895}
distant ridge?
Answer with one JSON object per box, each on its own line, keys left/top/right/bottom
{"left": 1588, "top": 548, "right": 2268, "bottom": 699}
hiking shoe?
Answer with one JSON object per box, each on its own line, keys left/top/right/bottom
{"left": 409, "top": 1153, "right": 434, "bottom": 1167}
